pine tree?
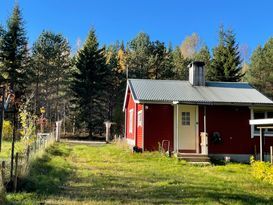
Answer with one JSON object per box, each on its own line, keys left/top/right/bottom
{"left": 248, "top": 39, "right": 273, "bottom": 98}
{"left": 148, "top": 40, "right": 167, "bottom": 79}
{"left": 70, "top": 29, "right": 110, "bottom": 136}
{"left": 210, "top": 27, "right": 243, "bottom": 82}
{"left": 105, "top": 44, "right": 126, "bottom": 134}
{"left": 171, "top": 46, "right": 190, "bottom": 80}
{"left": 31, "top": 31, "right": 71, "bottom": 120}
{"left": 0, "top": 5, "right": 29, "bottom": 93}
{"left": 0, "top": 25, "right": 5, "bottom": 70}
{"left": 126, "top": 32, "right": 151, "bottom": 78}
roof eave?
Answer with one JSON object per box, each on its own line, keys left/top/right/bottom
{"left": 122, "top": 80, "right": 140, "bottom": 112}
{"left": 136, "top": 100, "right": 273, "bottom": 107}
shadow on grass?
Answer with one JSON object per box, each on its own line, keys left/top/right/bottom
{"left": 17, "top": 143, "right": 73, "bottom": 195}
{"left": 55, "top": 173, "right": 273, "bottom": 205}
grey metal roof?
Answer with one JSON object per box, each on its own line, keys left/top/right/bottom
{"left": 128, "top": 79, "right": 273, "bottom": 105}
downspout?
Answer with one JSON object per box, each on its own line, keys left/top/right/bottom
{"left": 142, "top": 104, "right": 145, "bottom": 150}
{"left": 204, "top": 106, "right": 207, "bottom": 133}
{"left": 135, "top": 103, "right": 137, "bottom": 146}
{"left": 176, "top": 104, "right": 179, "bottom": 153}
{"left": 124, "top": 108, "right": 127, "bottom": 138}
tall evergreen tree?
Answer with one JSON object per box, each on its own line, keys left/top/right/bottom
{"left": 126, "top": 32, "right": 151, "bottom": 78}
{"left": 31, "top": 31, "right": 71, "bottom": 121}
{"left": 105, "top": 44, "right": 126, "bottom": 134}
{"left": 70, "top": 29, "right": 110, "bottom": 136}
{"left": 148, "top": 40, "right": 174, "bottom": 79}
{"left": 0, "top": 5, "right": 29, "bottom": 93}
{"left": 248, "top": 39, "right": 273, "bottom": 98}
{"left": 210, "top": 27, "right": 243, "bottom": 82}
{"left": 171, "top": 46, "right": 190, "bottom": 80}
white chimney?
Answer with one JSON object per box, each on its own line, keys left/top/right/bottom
{"left": 188, "top": 61, "right": 205, "bottom": 86}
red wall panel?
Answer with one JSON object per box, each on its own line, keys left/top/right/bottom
{"left": 125, "top": 90, "right": 135, "bottom": 140}
{"left": 144, "top": 104, "right": 174, "bottom": 151}
{"left": 199, "top": 105, "right": 273, "bottom": 154}
{"left": 136, "top": 104, "right": 143, "bottom": 148}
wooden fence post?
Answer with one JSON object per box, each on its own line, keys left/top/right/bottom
{"left": 13, "top": 153, "right": 19, "bottom": 192}
{"left": 1, "top": 161, "right": 5, "bottom": 187}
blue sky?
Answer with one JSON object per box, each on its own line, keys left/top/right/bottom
{"left": 1, "top": 0, "right": 273, "bottom": 56}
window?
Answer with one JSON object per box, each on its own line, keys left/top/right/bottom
{"left": 252, "top": 110, "right": 273, "bottom": 136}
{"left": 182, "top": 112, "right": 190, "bottom": 126}
{"left": 138, "top": 111, "right": 142, "bottom": 127}
{"left": 129, "top": 109, "right": 133, "bottom": 133}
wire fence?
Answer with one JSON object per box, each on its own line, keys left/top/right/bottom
{"left": 0, "top": 131, "right": 56, "bottom": 192}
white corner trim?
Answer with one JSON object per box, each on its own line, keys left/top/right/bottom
{"left": 129, "top": 109, "right": 134, "bottom": 134}
{"left": 195, "top": 105, "right": 199, "bottom": 153}
{"left": 137, "top": 110, "right": 143, "bottom": 127}
{"left": 122, "top": 83, "right": 129, "bottom": 112}
{"left": 250, "top": 108, "right": 254, "bottom": 138}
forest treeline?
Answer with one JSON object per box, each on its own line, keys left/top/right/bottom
{"left": 0, "top": 5, "right": 271, "bottom": 136}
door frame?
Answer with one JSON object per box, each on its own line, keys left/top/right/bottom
{"left": 173, "top": 104, "right": 199, "bottom": 153}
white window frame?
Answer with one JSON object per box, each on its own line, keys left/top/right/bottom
{"left": 182, "top": 112, "right": 190, "bottom": 126}
{"left": 129, "top": 109, "right": 134, "bottom": 133}
{"left": 138, "top": 110, "right": 142, "bottom": 127}
{"left": 250, "top": 109, "right": 273, "bottom": 138}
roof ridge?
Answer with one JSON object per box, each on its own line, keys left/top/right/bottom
{"left": 128, "top": 79, "right": 251, "bottom": 84}
{"left": 128, "top": 78, "right": 188, "bottom": 82}
{"left": 206, "top": 81, "right": 250, "bottom": 84}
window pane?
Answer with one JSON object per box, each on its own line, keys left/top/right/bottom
{"left": 267, "top": 112, "right": 273, "bottom": 118}
{"left": 182, "top": 112, "right": 190, "bottom": 126}
{"left": 267, "top": 112, "right": 273, "bottom": 132}
{"left": 254, "top": 112, "right": 265, "bottom": 132}
{"left": 254, "top": 112, "right": 265, "bottom": 119}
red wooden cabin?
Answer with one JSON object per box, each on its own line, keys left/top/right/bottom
{"left": 123, "top": 62, "right": 273, "bottom": 162}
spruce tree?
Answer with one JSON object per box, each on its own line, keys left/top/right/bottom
{"left": 70, "top": 29, "right": 110, "bottom": 136}
{"left": 224, "top": 29, "right": 243, "bottom": 81}
{"left": 210, "top": 27, "right": 243, "bottom": 82}
{"left": 0, "top": 5, "right": 29, "bottom": 93}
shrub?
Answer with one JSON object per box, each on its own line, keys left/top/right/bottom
{"left": 3, "top": 120, "right": 13, "bottom": 141}
{"left": 250, "top": 156, "right": 273, "bottom": 184}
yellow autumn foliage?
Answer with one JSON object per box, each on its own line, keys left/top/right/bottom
{"left": 250, "top": 156, "right": 273, "bottom": 184}
{"left": 3, "top": 120, "right": 13, "bottom": 140}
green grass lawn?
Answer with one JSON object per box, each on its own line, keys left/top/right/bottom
{"left": 6, "top": 142, "right": 273, "bottom": 205}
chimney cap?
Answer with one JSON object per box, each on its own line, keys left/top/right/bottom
{"left": 188, "top": 61, "right": 205, "bottom": 68}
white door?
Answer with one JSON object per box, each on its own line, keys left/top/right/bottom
{"left": 179, "top": 105, "right": 197, "bottom": 151}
